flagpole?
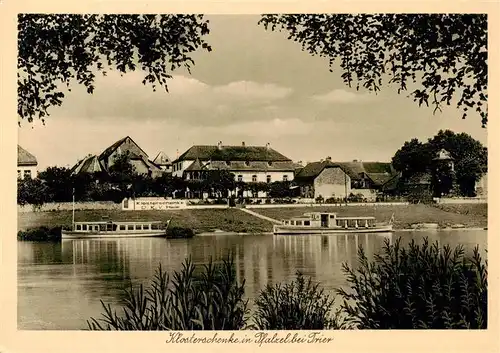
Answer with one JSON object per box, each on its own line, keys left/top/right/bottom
{"left": 72, "top": 188, "right": 75, "bottom": 230}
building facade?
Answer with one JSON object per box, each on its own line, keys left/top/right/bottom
{"left": 173, "top": 142, "right": 296, "bottom": 184}
{"left": 294, "top": 158, "right": 398, "bottom": 201}
{"left": 17, "top": 145, "right": 38, "bottom": 179}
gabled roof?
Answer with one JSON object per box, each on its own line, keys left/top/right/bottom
{"left": 295, "top": 160, "right": 397, "bottom": 186}
{"left": 71, "top": 155, "right": 103, "bottom": 174}
{"left": 433, "top": 148, "right": 454, "bottom": 161}
{"left": 153, "top": 151, "right": 171, "bottom": 165}
{"left": 174, "top": 144, "right": 292, "bottom": 163}
{"left": 98, "top": 136, "right": 149, "bottom": 161}
{"left": 18, "top": 145, "right": 38, "bottom": 166}
{"left": 295, "top": 161, "right": 353, "bottom": 181}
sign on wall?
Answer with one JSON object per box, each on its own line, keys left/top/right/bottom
{"left": 122, "top": 197, "right": 187, "bottom": 211}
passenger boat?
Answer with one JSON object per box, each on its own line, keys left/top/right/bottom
{"left": 61, "top": 220, "right": 171, "bottom": 239}
{"left": 61, "top": 190, "right": 170, "bottom": 239}
{"left": 273, "top": 212, "right": 393, "bottom": 235}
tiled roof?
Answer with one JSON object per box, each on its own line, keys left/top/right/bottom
{"left": 185, "top": 158, "right": 205, "bottom": 171}
{"left": 71, "top": 155, "right": 103, "bottom": 174}
{"left": 98, "top": 136, "right": 149, "bottom": 161}
{"left": 175, "top": 144, "right": 292, "bottom": 163}
{"left": 295, "top": 160, "right": 397, "bottom": 186}
{"left": 17, "top": 145, "right": 38, "bottom": 166}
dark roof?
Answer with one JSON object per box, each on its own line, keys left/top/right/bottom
{"left": 17, "top": 145, "right": 38, "bottom": 166}
{"left": 381, "top": 173, "right": 402, "bottom": 191}
{"left": 185, "top": 158, "right": 204, "bottom": 171}
{"left": 98, "top": 136, "right": 149, "bottom": 161}
{"left": 295, "top": 161, "right": 352, "bottom": 181}
{"left": 295, "top": 160, "right": 397, "bottom": 186}
{"left": 174, "top": 145, "right": 292, "bottom": 163}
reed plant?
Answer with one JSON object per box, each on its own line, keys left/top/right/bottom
{"left": 87, "top": 256, "right": 248, "bottom": 330}
{"left": 252, "top": 273, "right": 344, "bottom": 330}
{"left": 337, "top": 237, "right": 488, "bottom": 329}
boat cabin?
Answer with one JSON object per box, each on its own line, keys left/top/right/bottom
{"left": 72, "top": 221, "right": 166, "bottom": 232}
{"left": 281, "top": 212, "right": 377, "bottom": 229}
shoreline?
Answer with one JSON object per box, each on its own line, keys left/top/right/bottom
{"left": 196, "top": 227, "right": 487, "bottom": 236}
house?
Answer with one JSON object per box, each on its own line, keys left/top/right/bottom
{"left": 294, "top": 160, "right": 351, "bottom": 200}
{"left": 152, "top": 151, "right": 172, "bottom": 173}
{"left": 17, "top": 145, "right": 38, "bottom": 179}
{"left": 71, "top": 136, "right": 163, "bottom": 178}
{"left": 294, "top": 157, "right": 399, "bottom": 201}
{"left": 172, "top": 141, "right": 296, "bottom": 194}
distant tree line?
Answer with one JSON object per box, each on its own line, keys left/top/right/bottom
{"left": 391, "top": 130, "right": 487, "bottom": 202}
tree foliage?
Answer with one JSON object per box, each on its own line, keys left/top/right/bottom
{"left": 259, "top": 14, "right": 488, "bottom": 126}
{"left": 392, "top": 130, "right": 487, "bottom": 197}
{"left": 18, "top": 14, "right": 211, "bottom": 124}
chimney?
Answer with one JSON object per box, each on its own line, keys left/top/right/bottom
{"left": 265, "top": 142, "right": 270, "bottom": 150}
{"left": 325, "top": 156, "right": 332, "bottom": 162}
{"left": 242, "top": 141, "right": 245, "bottom": 147}
{"left": 217, "top": 141, "right": 223, "bottom": 150}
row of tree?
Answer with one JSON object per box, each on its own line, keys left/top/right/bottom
{"left": 391, "top": 130, "right": 487, "bottom": 198}
{"left": 17, "top": 154, "right": 296, "bottom": 206}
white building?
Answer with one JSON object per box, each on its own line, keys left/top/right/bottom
{"left": 172, "top": 141, "right": 296, "bottom": 184}
{"left": 17, "top": 145, "right": 38, "bottom": 179}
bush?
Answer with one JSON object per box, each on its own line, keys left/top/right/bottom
{"left": 17, "top": 226, "right": 62, "bottom": 241}
{"left": 337, "top": 237, "right": 488, "bottom": 329}
{"left": 87, "top": 257, "right": 249, "bottom": 330}
{"left": 252, "top": 272, "right": 342, "bottom": 330}
{"left": 315, "top": 195, "right": 324, "bottom": 204}
{"left": 166, "top": 226, "right": 195, "bottom": 239}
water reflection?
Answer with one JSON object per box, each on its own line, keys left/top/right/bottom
{"left": 18, "top": 230, "right": 486, "bottom": 330}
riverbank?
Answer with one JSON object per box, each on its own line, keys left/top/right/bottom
{"left": 18, "top": 203, "right": 487, "bottom": 235}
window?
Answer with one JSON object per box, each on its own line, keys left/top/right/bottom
{"left": 304, "top": 220, "right": 310, "bottom": 226}
{"left": 252, "top": 175, "right": 257, "bottom": 182}
{"left": 76, "top": 224, "right": 81, "bottom": 230}
{"left": 245, "top": 161, "right": 250, "bottom": 166}
{"left": 17, "top": 170, "right": 21, "bottom": 179}
{"left": 82, "top": 225, "right": 87, "bottom": 231}
{"left": 237, "top": 175, "right": 243, "bottom": 182}
{"left": 296, "top": 220, "right": 303, "bottom": 226}
{"left": 24, "top": 170, "right": 32, "bottom": 179}
{"left": 119, "top": 225, "right": 126, "bottom": 230}
{"left": 268, "top": 161, "right": 273, "bottom": 166}
{"left": 266, "top": 175, "right": 271, "bottom": 183}
{"left": 143, "top": 224, "right": 150, "bottom": 230}
{"left": 226, "top": 161, "right": 231, "bottom": 166}
{"left": 283, "top": 175, "right": 288, "bottom": 182}
{"left": 290, "top": 220, "right": 295, "bottom": 225}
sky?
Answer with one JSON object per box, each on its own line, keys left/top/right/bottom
{"left": 18, "top": 15, "right": 488, "bottom": 170}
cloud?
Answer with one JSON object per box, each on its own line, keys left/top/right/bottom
{"left": 312, "top": 89, "right": 373, "bottom": 103}
{"left": 214, "top": 81, "right": 293, "bottom": 100}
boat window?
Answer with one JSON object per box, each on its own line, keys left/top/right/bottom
{"left": 304, "top": 220, "right": 310, "bottom": 226}
{"left": 296, "top": 220, "right": 302, "bottom": 226}
{"left": 106, "top": 224, "right": 113, "bottom": 231}
{"left": 143, "top": 224, "right": 150, "bottom": 230}
{"left": 99, "top": 224, "right": 106, "bottom": 231}
{"left": 76, "top": 224, "right": 81, "bottom": 231}
{"left": 126, "top": 225, "right": 133, "bottom": 231}
{"left": 284, "top": 221, "right": 289, "bottom": 225}
{"left": 151, "top": 223, "right": 158, "bottom": 230}
{"left": 82, "top": 224, "right": 87, "bottom": 231}
{"left": 329, "top": 215, "right": 335, "bottom": 219}
{"left": 290, "top": 220, "right": 294, "bottom": 225}
{"left": 119, "top": 225, "right": 126, "bottom": 231}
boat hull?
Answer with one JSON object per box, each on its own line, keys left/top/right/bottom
{"left": 61, "top": 230, "right": 167, "bottom": 240}
{"left": 273, "top": 225, "right": 393, "bottom": 235}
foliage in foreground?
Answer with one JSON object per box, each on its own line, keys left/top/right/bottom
{"left": 337, "top": 238, "right": 488, "bottom": 329}
{"left": 253, "top": 272, "right": 343, "bottom": 330}
{"left": 87, "top": 237, "right": 487, "bottom": 330}
{"left": 17, "top": 226, "right": 62, "bottom": 241}
{"left": 87, "top": 257, "right": 248, "bottom": 330}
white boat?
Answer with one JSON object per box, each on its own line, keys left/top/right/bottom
{"left": 61, "top": 190, "right": 170, "bottom": 239}
{"left": 61, "top": 220, "right": 170, "bottom": 239}
{"left": 273, "top": 212, "right": 393, "bottom": 235}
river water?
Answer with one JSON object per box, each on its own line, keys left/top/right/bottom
{"left": 17, "top": 230, "right": 487, "bottom": 330}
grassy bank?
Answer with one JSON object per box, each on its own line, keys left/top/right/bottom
{"left": 18, "top": 203, "right": 487, "bottom": 235}
{"left": 17, "top": 208, "right": 273, "bottom": 233}
{"left": 256, "top": 203, "right": 488, "bottom": 230}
